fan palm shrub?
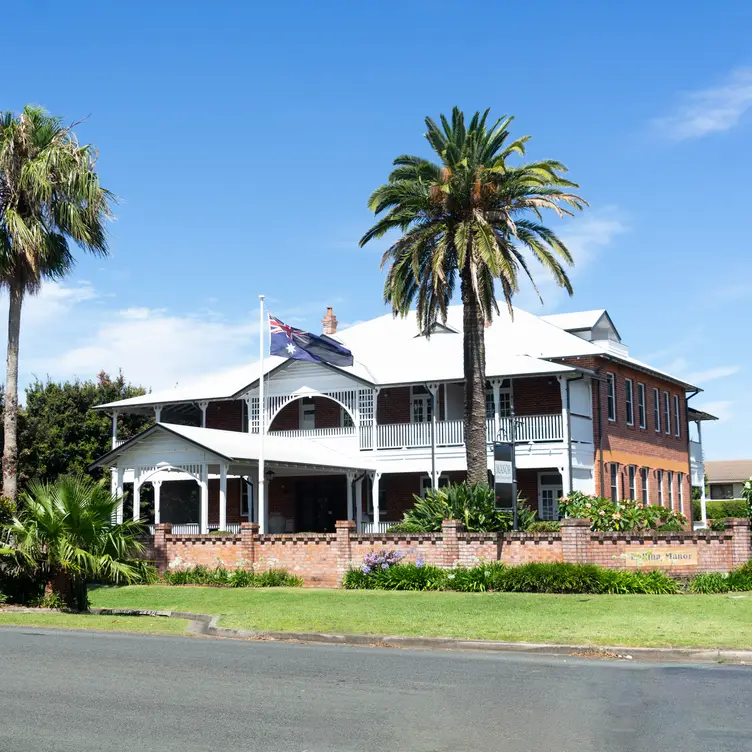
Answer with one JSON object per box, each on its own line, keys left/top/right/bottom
{"left": 0, "top": 475, "right": 153, "bottom": 610}
{"left": 0, "top": 106, "right": 114, "bottom": 501}
{"left": 360, "top": 107, "right": 585, "bottom": 484}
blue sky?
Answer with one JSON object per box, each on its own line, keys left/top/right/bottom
{"left": 2, "top": 0, "right": 750, "bottom": 458}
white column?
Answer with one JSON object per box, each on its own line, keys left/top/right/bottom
{"left": 133, "top": 472, "right": 141, "bottom": 522}
{"left": 250, "top": 468, "right": 259, "bottom": 523}
{"left": 199, "top": 463, "right": 209, "bottom": 534}
{"left": 258, "top": 469, "right": 268, "bottom": 534}
{"left": 355, "top": 477, "right": 363, "bottom": 530}
{"left": 111, "top": 411, "right": 118, "bottom": 449}
{"left": 116, "top": 467, "right": 124, "bottom": 523}
{"left": 371, "top": 471, "right": 381, "bottom": 526}
{"left": 154, "top": 404, "right": 163, "bottom": 423}
{"left": 558, "top": 376, "right": 572, "bottom": 494}
{"left": 427, "top": 383, "right": 439, "bottom": 490}
{"left": 198, "top": 401, "right": 209, "bottom": 427}
{"left": 698, "top": 420, "right": 708, "bottom": 526}
{"left": 153, "top": 480, "right": 162, "bottom": 525}
{"left": 346, "top": 471, "right": 355, "bottom": 520}
{"left": 219, "top": 463, "right": 228, "bottom": 531}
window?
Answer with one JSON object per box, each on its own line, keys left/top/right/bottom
{"left": 610, "top": 463, "right": 619, "bottom": 501}
{"left": 673, "top": 395, "right": 681, "bottom": 437}
{"left": 625, "top": 378, "right": 634, "bottom": 426}
{"left": 240, "top": 478, "right": 253, "bottom": 519}
{"left": 241, "top": 399, "right": 249, "bottom": 433}
{"left": 341, "top": 407, "right": 354, "bottom": 428}
{"left": 420, "top": 475, "right": 449, "bottom": 497}
{"left": 657, "top": 470, "right": 664, "bottom": 506}
{"left": 606, "top": 373, "right": 616, "bottom": 421}
{"left": 663, "top": 392, "right": 671, "bottom": 435}
{"left": 485, "top": 389, "right": 495, "bottom": 421}
{"left": 653, "top": 388, "right": 660, "bottom": 432}
{"left": 637, "top": 383, "right": 646, "bottom": 429}
{"left": 667, "top": 471, "right": 674, "bottom": 510}
{"left": 539, "top": 473, "right": 563, "bottom": 521}
{"left": 485, "top": 386, "right": 512, "bottom": 420}
{"left": 640, "top": 467, "right": 649, "bottom": 505}
{"left": 411, "top": 385, "right": 433, "bottom": 423}
{"left": 677, "top": 473, "right": 683, "bottom": 510}
{"left": 710, "top": 483, "right": 736, "bottom": 500}
{"left": 300, "top": 397, "right": 315, "bottom": 430}
{"left": 628, "top": 465, "right": 636, "bottom": 500}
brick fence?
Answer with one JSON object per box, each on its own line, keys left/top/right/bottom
{"left": 149, "top": 518, "right": 752, "bottom": 587}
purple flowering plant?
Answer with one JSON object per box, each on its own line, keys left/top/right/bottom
{"left": 360, "top": 548, "right": 404, "bottom": 575}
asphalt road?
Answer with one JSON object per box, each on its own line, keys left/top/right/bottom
{"left": 1, "top": 628, "right": 751, "bottom": 752}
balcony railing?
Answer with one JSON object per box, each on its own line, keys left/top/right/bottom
{"left": 269, "top": 426, "right": 356, "bottom": 439}
{"left": 358, "top": 521, "right": 396, "bottom": 534}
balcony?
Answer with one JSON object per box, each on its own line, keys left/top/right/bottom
{"left": 269, "top": 426, "right": 356, "bottom": 440}
{"left": 375, "top": 414, "right": 562, "bottom": 450}
{"left": 689, "top": 440, "right": 704, "bottom": 487}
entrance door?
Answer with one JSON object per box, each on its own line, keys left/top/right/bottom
{"left": 538, "top": 472, "right": 563, "bottom": 520}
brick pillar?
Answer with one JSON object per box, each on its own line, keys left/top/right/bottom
{"left": 561, "top": 518, "right": 590, "bottom": 564}
{"left": 441, "top": 519, "right": 461, "bottom": 569}
{"left": 336, "top": 520, "right": 355, "bottom": 580}
{"left": 240, "top": 522, "right": 259, "bottom": 569}
{"left": 153, "top": 523, "right": 172, "bottom": 572}
{"left": 725, "top": 518, "right": 751, "bottom": 569}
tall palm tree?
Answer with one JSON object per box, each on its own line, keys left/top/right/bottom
{"left": 0, "top": 475, "right": 153, "bottom": 611}
{"left": 0, "top": 106, "right": 113, "bottom": 501}
{"left": 360, "top": 108, "right": 585, "bottom": 485}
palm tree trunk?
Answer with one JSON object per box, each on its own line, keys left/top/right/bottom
{"left": 461, "top": 265, "right": 488, "bottom": 486}
{"left": 3, "top": 281, "right": 23, "bottom": 502}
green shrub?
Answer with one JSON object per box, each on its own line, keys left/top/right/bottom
{"left": 710, "top": 518, "right": 726, "bottom": 531}
{"left": 693, "top": 499, "right": 748, "bottom": 521}
{"left": 228, "top": 569, "right": 255, "bottom": 588}
{"left": 254, "top": 569, "right": 303, "bottom": 587}
{"left": 526, "top": 521, "right": 561, "bottom": 533}
{"left": 689, "top": 573, "right": 730, "bottom": 594}
{"left": 490, "top": 562, "right": 604, "bottom": 594}
{"left": 448, "top": 563, "right": 504, "bottom": 592}
{"left": 385, "top": 521, "right": 427, "bottom": 533}
{"left": 0, "top": 590, "right": 7, "bottom": 605}
{"left": 342, "top": 568, "right": 375, "bottom": 589}
{"left": 656, "top": 520, "right": 685, "bottom": 532}
{"left": 376, "top": 563, "right": 447, "bottom": 591}
{"left": 727, "top": 561, "right": 752, "bottom": 592}
{"left": 559, "top": 491, "right": 687, "bottom": 532}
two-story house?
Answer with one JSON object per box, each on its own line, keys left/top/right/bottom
{"left": 92, "top": 306, "right": 713, "bottom": 533}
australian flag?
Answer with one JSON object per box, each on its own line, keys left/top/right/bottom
{"left": 269, "top": 315, "right": 354, "bottom": 367}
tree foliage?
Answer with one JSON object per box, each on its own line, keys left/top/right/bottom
{"left": 0, "top": 474, "right": 155, "bottom": 611}
{"left": 360, "top": 107, "right": 585, "bottom": 484}
{"left": 13, "top": 370, "right": 149, "bottom": 488}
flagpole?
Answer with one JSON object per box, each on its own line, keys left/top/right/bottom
{"left": 258, "top": 294, "right": 266, "bottom": 534}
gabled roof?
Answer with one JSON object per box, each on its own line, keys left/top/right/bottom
{"left": 91, "top": 423, "right": 376, "bottom": 472}
{"left": 541, "top": 309, "right": 622, "bottom": 342}
{"left": 704, "top": 460, "right": 752, "bottom": 484}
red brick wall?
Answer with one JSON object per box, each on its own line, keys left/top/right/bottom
{"left": 269, "top": 401, "right": 299, "bottom": 430}
{"left": 256, "top": 535, "right": 340, "bottom": 586}
{"left": 377, "top": 387, "right": 411, "bottom": 424}
{"left": 206, "top": 400, "right": 244, "bottom": 431}
{"left": 313, "top": 397, "right": 340, "bottom": 428}
{"left": 208, "top": 478, "right": 243, "bottom": 526}
{"left": 514, "top": 377, "right": 562, "bottom": 416}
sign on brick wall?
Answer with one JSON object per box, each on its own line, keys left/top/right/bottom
{"left": 613, "top": 547, "right": 698, "bottom": 568}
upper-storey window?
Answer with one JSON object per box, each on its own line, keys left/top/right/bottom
{"left": 606, "top": 373, "right": 616, "bottom": 422}
{"left": 663, "top": 392, "right": 671, "bottom": 436}
{"left": 640, "top": 467, "right": 649, "bottom": 505}
{"left": 300, "top": 397, "right": 315, "bottom": 430}
{"left": 673, "top": 395, "right": 681, "bottom": 437}
{"left": 610, "top": 463, "right": 619, "bottom": 500}
{"left": 341, "top": 407, "right": 354, "bottom": 428}
{"left": 411, "top": 385, "right": 433, "bottom": 423}
{"left": 653, "top": 388, "right": 661, "bottom": 433}
{"left": 628, "top": 465, "right": 636, "bottom": 499}
{"left": 625, "top": 378, "right": 634, "bottom": 426}
{"left": 485, "top": 385, "right": 512, "bottom": 420}
{"left": 637, "top": 383, "right": 646, "bottom": 429}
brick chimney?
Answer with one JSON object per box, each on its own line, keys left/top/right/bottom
{"left": 322, "top": 307, "right": 338, "bottom": 335}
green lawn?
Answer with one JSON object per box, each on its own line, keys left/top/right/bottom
{"left": 89, "top": 586, "right": 752, "bottom": 649}
{"left": 0, "top": 610, "right": 189, "bottom": 635}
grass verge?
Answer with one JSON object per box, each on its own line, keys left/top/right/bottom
{"left": 0, "top": 610, "right": 189, "bottom": 635}
{"left": 89, "top": 586, "right": 752, "bottom": 649}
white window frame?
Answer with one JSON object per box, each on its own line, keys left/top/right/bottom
{"left": 677, "top": 472, "right": 683, "bottom": 511}
{"left": 663, "top": 392, "right": 671, "bottom": 435}
{"left": 300, "top": 397, "right": 316, "bottom": 430}
{"left": 653, "top": 388, "right": 660, "bottom": 433}
{"left": 628, "top": 465, "right": 636, "bottom": 500}
{"left": 667, "top": 471, "right": 674, "bottom": 510}
{"left": 637, "top": 383, "right": 646, "bottom": 429}
{"left": 609, "top": 463, "right": 619, "bottom": 501}
{"left": 640, "top": 467, "right": 649, "bottom": 505}
{"left": 673, "top": 395, "right": 681, "bottom": 437}
{"left": 411, "top": 385, "right": 433, "bottom": 424}
{"left": 625, "top": 378, "right": 634, "bottom": 426}
{"left": 420, "top": 474, "right": 449, "bottom": 498}
{"left": 240, "top": 477, "right": 253, "bottom": 519}
{"left": 538, "top": 471, "right": 563, "bottom": 521}
{"left": 657, "top": 470, "right": 664, "bottom": 506}
{"left": 606, "top": 373, "right": 616, "bottom": 422}
{"left": 340, "top": 407, "right": 354, "bottom": 428}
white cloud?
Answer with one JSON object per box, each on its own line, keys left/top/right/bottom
{"left": 685, "top": 365, "right": 741, "bottom": 383}
{"left": 695, "top": 400, "right": 734, "bottom": 424}
{"left": 0, "top": 281, "right": 260, "bottom": 394}
{"left": 514, "top": 208, "right": 628, "bottom": 312}
{"left": 652, "top": 68, "right": 752, "bottom": 140}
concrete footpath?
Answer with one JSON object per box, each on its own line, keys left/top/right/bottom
{"left": 91, "top": 606, "right": 752, "bottom": 664}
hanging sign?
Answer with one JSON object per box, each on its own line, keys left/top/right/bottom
{"left": 494, "top": 441, "right": 515, "bottom": 510}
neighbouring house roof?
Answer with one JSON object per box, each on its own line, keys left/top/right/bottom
{"left": 688, "top": 407, "right": 719, "bottom": 422}
{"left": 94, "top": 305, "right": 699, "bottom": 412}
{"left": 90, "top": 423, "right": 376, "bottom": 472}
{"left": 541, "top": 309, "right": 609, "bottom": 332}
{"left": 704, "top": 460, "right": 752, "bottom": 484}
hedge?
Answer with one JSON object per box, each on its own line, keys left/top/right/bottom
{"left": 692, "top": 499, "right": 748, "bottom": 521}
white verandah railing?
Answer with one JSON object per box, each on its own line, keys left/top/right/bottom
{"left": 147, "top": 523, "right": 242, "bottom": 535}
{"left": 268, "top": 426, "right": 356, "bottom": 439}
{"left": 375, "top": 414, "right": 562, "bottom": 450}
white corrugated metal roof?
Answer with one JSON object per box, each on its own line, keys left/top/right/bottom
{"left": 540, "top": 310, "right": 608, "bottom": 331}
{"left": 94, "top": 423, "right": 376, "bottom": 471}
